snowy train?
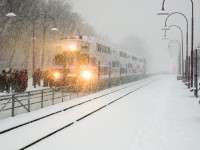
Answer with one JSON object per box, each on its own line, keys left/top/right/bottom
{"left": 50, "top": 36, "right": 146, "bottom": 86}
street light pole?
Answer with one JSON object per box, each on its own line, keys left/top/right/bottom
{"left": 170, "top": 43, "right": 181, "bottom": 74}
{"left": 195, "top": 47, "right": 200, "bottom": 97}
{"left": 32, "top": 22, "right": 36, "bottom": 74}
{"left": 5, "top": 0, "right": 17, "bottom": 17}
{"left": 191, "top": 1, "right": 194, "bottom": 88}
{"left": 32, "top": 13, "right": 58, "bottom": 73}
{"left": 164, "top": 25, "right": 184, "bottom": 78}
{"left": 168, "top": 39, "right": 181, "bottom": 48}
{"left": 0, "top": 0, "right": 16, "bottom": 17}
{"left": 164, "top": 12, "right": 189, "bottom": 84}
{"left": 160, "top": 0, "right": 195, "bottom": 89}
{"left": 169, "top": 44, "right": 181, "bottom": 75}
{"left": 42, "top": 12, "right": 47, "bottom": 69}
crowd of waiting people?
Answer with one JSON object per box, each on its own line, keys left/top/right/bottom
{"left": 0, "top": 68, "right": 55, "bottom": 93}
{"left": 0, "top": 68, "right": 28, "bottom": 93}
{"left": 32, "top": 68, "right": 54, "bottom": 88}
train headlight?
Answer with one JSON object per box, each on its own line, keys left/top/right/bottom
{"left": 81, "top": 70, "right": 91, "bottom": 80}
{"left": 69, "top": 45, "right": 76, "bottom": 51}
{"left": 54, "top": 72, "right": 60, "bottom": 79}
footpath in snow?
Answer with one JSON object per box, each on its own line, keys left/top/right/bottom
{"left": 0, "top": 75, "right": 200, "bottom": 150}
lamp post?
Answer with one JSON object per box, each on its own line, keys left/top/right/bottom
{"left": 4, "top": 0, "right": 16, "bottom": 17}
{"left": 0, "top": 0, "right": 16, "bottom": 17}
{"left": 194, "top": 47, "right": 200, "bottom": 97}
{"left": 32, "top": 13, "right": 58, "bottom": 73}
{"left": 160, "top": 0, "right": 194, "bottom": 89}
{"left": 169, "top": 45, "right": 180, "bottom": 59}
{"left": 163, "top": 25, "right": 184, "bottom": 78}
{"left": 168, "top": 39, "right": 181, "bottom": 48}
{"left": 164, "top": 12, "right": 189, "bottom": 83}
{"left": 162, "top": 29, "right": 169, "bottom": 40}
{"left": 169, "top": 44, "right": 181, "bottom": 75}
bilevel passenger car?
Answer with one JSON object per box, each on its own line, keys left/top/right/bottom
{"left": 50, "top": 36, "right": 146, "bottom": 87}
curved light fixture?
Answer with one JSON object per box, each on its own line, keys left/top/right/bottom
{"left": 6, "top": 12, "right": 16, "bottom": 17}
{"left": 157, "top": 10, "right": 169, "bottom": 16}
{"left": 51, "top": 27, "right": 58, "bottom": 31}
{"left": 162, "top": 27, "right": 170, "bottom": 31}
{"left": 162, "top": 37, "right": 169, "bottom": 40}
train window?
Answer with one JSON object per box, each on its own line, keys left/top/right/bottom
{"left": 112, "top": 61, "right": 120, "bottom": 68}
{"left": 112, "top": 61, "right": 115, "bottom": 67}
{"left": 132, "top": 56, "right": 137, "bottom": 61}
{"left": 66, "top": 55, "right": 74, "bottom": 65}
{"left": 100, "top": 66, "right": 109, "bottom": 75}
{"left": 96, "top": 43, "right": 111, "bottom": 54}
{"left": 105, "top": 67, "right": 109, "bottom": 75}
{"left": 107, "top": 48, "right": 112, "bottom": 54}
{"left": 81, "top": 42, "right": 89, "bottom": 50}
{"left": 120, "top": 68, "right": 126, "bottom": 74}
{"left": 100, "top": 67, "right": 104, "bottom": 75}
{"left": 128, "top": 63, "right": 132, "bottom": 68}
{"left": 120, "top": 51, "right": 128, "bottom": 58}
{"left": 90, "top": 57, "right": 97, "bottom": 66}
{"left": 54, "top": 54, "right": 65, "bottom": 65}
{"left": 133, "top": 69, "right": 137, "bottom": 73}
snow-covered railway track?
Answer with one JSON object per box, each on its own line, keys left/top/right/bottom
{"left": 0, "top": 77, "right": 159, "bottom": 150}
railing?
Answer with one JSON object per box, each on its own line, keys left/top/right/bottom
{"left": 0, "top": 83, "right": 97, "bottom": 120}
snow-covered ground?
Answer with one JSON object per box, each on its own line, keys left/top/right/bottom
{"left": 0, "top": 75, "right": 200, "bottom": 150}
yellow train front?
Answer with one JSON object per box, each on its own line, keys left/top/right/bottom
{"left": 51, "top": 37, "right": 98, "bottom": 87}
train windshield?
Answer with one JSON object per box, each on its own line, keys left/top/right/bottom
{"left": 77, "top": 54, "right": 89, "bottom": 65}
{"left": 54, "top": 53, "right": 89, "bottom": 66}
{"left": 66, "top": 55, "right": 75, "bottom": 65}
{"left": 54, "top": 54, "right": 65, "bottom": 65}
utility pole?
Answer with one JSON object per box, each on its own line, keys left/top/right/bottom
{"left": 42, "top": 12, "right": 47, "bottom": 69}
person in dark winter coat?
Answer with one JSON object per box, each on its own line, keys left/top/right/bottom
{"left": 4, "top": 68, "right": 12, "bottom": 93}
{"left": 0, "top": 70, "right": 6, "bottom": 92}
{"left": 12, "top": 69, "right": 20, "bottom": 92}
{"left": 32, "top": 68, "right": 42, "bottom": 88}
{"left": 19, "top": 71, "right": 28, "bottom": 92}
{"left": 43, "top": 70, "right": 49, "bottom": 87}
{"left": 43, "top": 70, "right": 53, "bottom": 87}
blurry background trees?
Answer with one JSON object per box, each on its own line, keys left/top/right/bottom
{"left": 0, "top": 0, "right": 148, "bottom": 75}
{"left": 120, "top": 36, "right": 148, "bottom": 56}
{"left": 0, "top": 0, "right": 96, "bottom": 73}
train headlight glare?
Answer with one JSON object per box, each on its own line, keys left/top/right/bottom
{"left": 82, "top": 70, "right": 91, "bottom": 79}
{"left": 54, "top": 72, "right": 60, "bottom": 78}
{"left": 69, "top": 45, "right": 76, "bottom": 51}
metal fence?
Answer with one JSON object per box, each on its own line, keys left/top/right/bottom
{"left": 0, "top": 83, "right": 97, "bottom": 120}
{"left": 0, "top": 75, "right": 149, "bottom": 120}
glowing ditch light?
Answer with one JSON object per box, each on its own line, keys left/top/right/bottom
{"left": 82, "top": 70, "right": 91, "bottom": 79}
{"left": 54, "top": 72, "right": 60, "bottom": 78}
{"left": 69, "top": 45, "right": 76, "bottom": 51}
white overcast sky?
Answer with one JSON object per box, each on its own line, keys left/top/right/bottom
{"left": 71, "top": 0, "right": 200, "bottom": 73}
